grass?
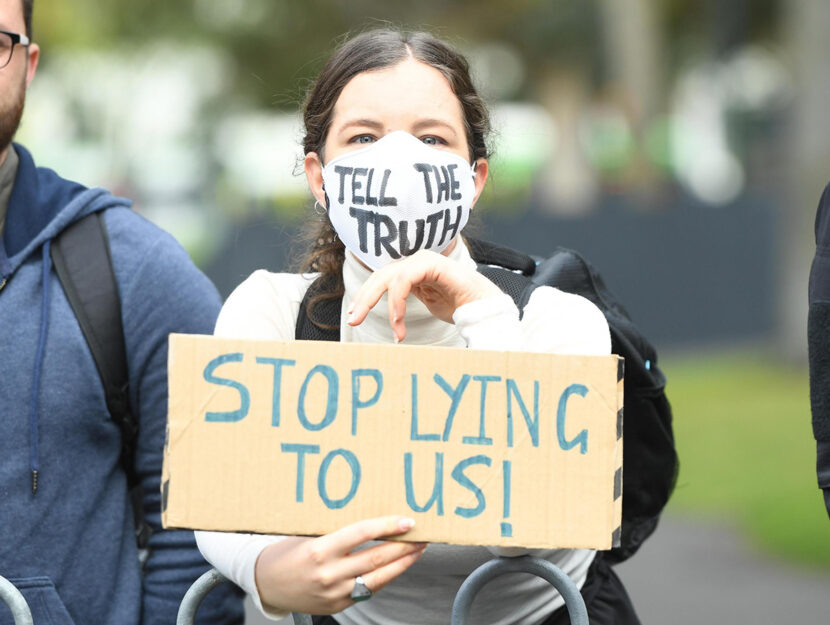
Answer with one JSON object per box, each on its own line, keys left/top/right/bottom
{"left": 662, "top": 350, "right": 830, "bottom": 567}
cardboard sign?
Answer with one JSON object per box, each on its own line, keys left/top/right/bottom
{"left": 162, "top": 334, "right": 623, "bottom": 550}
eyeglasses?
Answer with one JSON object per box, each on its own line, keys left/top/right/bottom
{"left": 0, "top": 30, "right": 30, "bottom": 70}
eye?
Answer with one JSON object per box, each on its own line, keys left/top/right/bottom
{"left": 350, "top": 134, "right": 376, "bottom": 144}
{"left": 420, "top": 135, "right": 447, "bottom": 146}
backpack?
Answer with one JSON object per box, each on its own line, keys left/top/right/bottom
{"left": 295, "top": 237, "right": 678, "bottom": 563}
{"left": 51, "top": 212, "right": 152, "bottom": 554}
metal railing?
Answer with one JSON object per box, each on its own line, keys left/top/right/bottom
{"left": 2, "top": 556, "right": 588, "bottom": 625}
{"left": 451, "top": 556, "right": 588, "bottom": 625}
{"left": 174, "top": 555, "right": 588, "bottom": 625}
{"left": 0, "top": 576, "right": 33, "bottom": 625}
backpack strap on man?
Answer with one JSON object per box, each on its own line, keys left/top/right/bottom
{"left": 51, "top": 211, "right": 151, "bottom": 551}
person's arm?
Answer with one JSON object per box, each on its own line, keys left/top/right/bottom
{"left": 110, "top": 210, "right": 244, "bottom": 625}
{"left": 194, "top": 271, "right": 426, "bottom": 617}
{"left": 808, "top": 183, "right": 830, "bottom": 518}
{"left": 194, "top": 270, "right": 299, "bottom": 620}
{"left": 451, "top": 287, "right": 611, "bottom": 356}
{"left": 348, "top": 249, "right": 612, "bottom": 557}
{"left": 196, "top": 531, "right": 288, "bottom": 620}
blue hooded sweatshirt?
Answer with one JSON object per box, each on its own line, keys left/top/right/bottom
{"left": 0, "top": 144, "right": 243, "bottom": 625}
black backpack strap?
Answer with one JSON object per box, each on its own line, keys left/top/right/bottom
{"left": 51, "top": 212, "right": 151, "bottom": 550}
{"left": 464, "top": 237, "right": 537, "bottom": 276}
{"left": 295, "top": 274, "right": 342, "bottom": 341}
{"left": 464, "top": 237, "right": 538, "bottom": 314}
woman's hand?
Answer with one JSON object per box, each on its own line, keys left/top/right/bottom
{"left": 348, "top": 249, "right": 503, "bottom": 341}
{"left": 254, "top": 516, "right": 426, "bottom": 615}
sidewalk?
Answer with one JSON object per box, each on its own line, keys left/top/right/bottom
{"left": 243, "top": 516, "right": 830, "bottom": 624}
{"left": 616, "top": 516, "right": 830, "bottom": 624}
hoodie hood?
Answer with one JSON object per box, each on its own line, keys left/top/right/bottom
{"left": 0, "top": 143, "right": 132, "bottom": 281}
{"left": 0, "top": 143, "right": 132, "bottom": 493}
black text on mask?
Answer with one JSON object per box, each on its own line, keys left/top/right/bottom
{"left": 348, "top": 205, "right": 464, "bottom": 259}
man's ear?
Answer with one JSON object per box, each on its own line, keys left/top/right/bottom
{"left": 470, "top": 158, "right": 489, "bottom": 209}
{"left": 25, "top": 43, "right": 39, "bottom": 87}
{"left": 304, "top": 152, "right": 327, "bottom": 207}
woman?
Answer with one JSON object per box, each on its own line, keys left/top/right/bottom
{"left": 196, "top": 28, "right": 640, "bottom": 625}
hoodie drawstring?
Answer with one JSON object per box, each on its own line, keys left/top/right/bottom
{"left": 29, "top": 241, "right": 52, "bottom": 495}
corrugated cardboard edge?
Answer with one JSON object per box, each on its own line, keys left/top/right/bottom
{"left": 161, "top": 333, "right": 182, "bottom": 529}
{"left": 160, "top": 335, "right": 625, "bottom": 544}
{"left": 612, "top": 356, "right": 624, "bottom": 548}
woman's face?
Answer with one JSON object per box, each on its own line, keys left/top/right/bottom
{"left": 305, "top": 57, "right": 489, "bottom": 214}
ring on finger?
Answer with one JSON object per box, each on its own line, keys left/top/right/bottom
{"left": 350, "top": 575, "right": 373, "bottom": 602}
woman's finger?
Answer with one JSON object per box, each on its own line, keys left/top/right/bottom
{"left": 317, "top": 544, "right": 426, "bottom": 614}
{"left": 334, "top": 539, "right": 427, "bottom": 581}
{"left": 349, "top": 253, "right": 438, "bottom": 328}
{"left": 351, "top": 547, "right": 427, "bottom": 597}
{"left": 348, "top": 249, "right": 502, "bottom": 334}
{"left": 386, "top": 272, "right": 415, "bottom": 341}
{"left": 311, "top": 515, "right": 416, "bottom": 559}
{"left": 348, "top": 265, "right": 396, "bottom": 327}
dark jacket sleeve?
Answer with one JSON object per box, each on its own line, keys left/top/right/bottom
{"left": 109, "top": 209, "right": 245, "bottom": 624}
{"left": 808, "top": 182, "right": 830, "bottom": 518}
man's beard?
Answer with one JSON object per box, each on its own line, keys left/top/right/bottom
{"left": 0, "top": 86, "right": 25, "bottom": 156}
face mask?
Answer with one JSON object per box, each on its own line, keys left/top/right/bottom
{"left": 321, "top": 130, "right": 477, "bottom": 270}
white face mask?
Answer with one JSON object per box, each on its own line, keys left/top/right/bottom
{"left": 321, "top": 130, "right": 477, "bottom": 270}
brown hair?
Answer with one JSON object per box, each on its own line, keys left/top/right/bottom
{"left": 22, "top": 0, "right": 33, "bottom": 39}
{"left": 299, "top": 28, "right": 491, "bottom": 327}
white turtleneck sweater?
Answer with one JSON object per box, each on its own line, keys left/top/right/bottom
{"left": 195, "top": 240, "right": 611, "bottom": 625}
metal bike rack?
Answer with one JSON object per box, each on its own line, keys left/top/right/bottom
{"left": 451, "top": 556, "right": 588, "bottom": 625}
{"left": 176, "top": 569, "right": 228, "bottom": 625}
{"left": 175, "top": 555, "right": 588, "bottom": 625}
{"left": 174, "top": 569, "right": 311, "bottom": 625}
{"left": 0, "top": 575, "right": 33, "bottom": 625}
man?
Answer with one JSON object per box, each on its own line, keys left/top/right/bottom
{"left": 0, "top": 1, "right": 244, "bottom": 623}
{"left": 809, "top": 183, "right": 830, "bottom": 519}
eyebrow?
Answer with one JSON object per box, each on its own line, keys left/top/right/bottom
{"left": 335, "top": 117, "right": 459, "bottom": 137}
{"left": 336, "top": 119, "right": 386, "bottom": 134}
{"left": 411, "top": 118, "right": 458, "bottom": 137}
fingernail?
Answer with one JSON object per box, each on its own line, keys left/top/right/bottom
{"left": 394, "top": 334, "right": 400, "bottom": 344}
{"left": 411, "top": 550, "right": 424, "bottom": 560}
{"left": 347, "top": 302, "right": 355, "bottom": 314}
{"left": 399, "top": 518, "right": 415, "bottom": 531}
{"left": 348, "top": 311, "right": 355, "bottom": 323}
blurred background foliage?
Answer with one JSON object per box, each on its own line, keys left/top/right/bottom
{"left": 19, "top": 0, "right": 829, "bottom": 565}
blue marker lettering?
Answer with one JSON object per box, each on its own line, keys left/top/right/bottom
{"left": 557, "top": 383, "right": 589, "bottom": 454}
{"left": 410, "top": 374, "right": 440, "bottom": 441}
{"left": 404, "top": 452, "right": 444, "bottom": 514}
{"left": 203, "top": 353, "right": 250, "bottom": 422}
{"left": 501, "top": 459, "right": 512, "bottom": 537}
{"left": 281, "top": 443, "right": 320, "bottom": 502}
{"left": 255, "top": 357, "right": 296, "bottom": 427}
{"left": 462, "top": 375, "right": 499, "bottom": 445}
{"left": 433, "top": 373, "right": 471, "bottom": 441}
{"left": 317, "top": 449, "right": 361, "bottom": 509}
{"left": 506, "top": 379, "right": 539, "bottom": 447}
{"left": 351, "top": 369, "right": 383, "bottom": 436}
{"left": 451, "top": 455, "right": 491, "bottom": 518}
{"left": 297, "top": 365, "right": 339, "bottom": 431}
